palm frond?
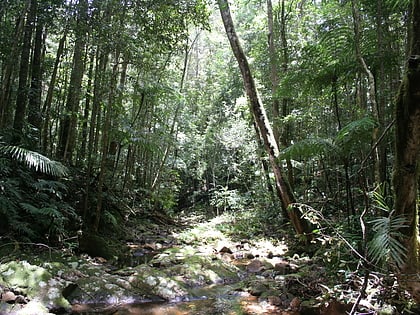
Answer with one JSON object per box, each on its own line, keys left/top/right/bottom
{"left": 368, "top": 214, "right": 408, "bottom": 269}
{"left": 0, "top": 145, "right": 68, "bottom": 177}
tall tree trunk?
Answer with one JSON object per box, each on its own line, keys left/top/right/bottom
{"left": 393, "top": 0, "right": 420, "bottom": 276}
{"left": 267, "top": 0, "right": 280, "bottom": 143}
{"left": 93, "top": 51, "right": 120, "bottom": 232}
{"left": 375, "top": 0, "right": 388, "bottom": 185}
{"left": 13, "top": 0, "right": 36, "bottom": 136}
{"left": 41, "top": 32, "right": 66, "bottom": 154}
{"left": 0, "top": 5, "right": 27, "bottom": 128}
{"left": 218, "top": 0, "right": 312, "bottom": 237}
{"left": 77, "top": 49, "right": 95, "bottom": 165}
{"left": 82, "top": 47, "right": 107, "bottom": 225}
{"left": 58, "top": 0, "right": 88, "bottom": 163}
{"left": 28, "top": 13, "right": 44, "bottom": 147}
{"left": 351, "top": 0, "right": 382, "bottom": 185}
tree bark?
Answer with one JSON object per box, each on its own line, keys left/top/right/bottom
{"left": 41, "top": 32, "right": 66, "bottom": 154}
{"left": 351, "top": 0, "right": 383, "bottom": 186}
{"left": 218, "top": 0, "right": 312, "bottom": 237}
{"left": 93, "top": 51, "right": 120, "bottom": 232}
{"left": 57, "top": 0, "right": 88, "bottom": 163}
{"left": 0, "top": 4, "right": 27, "bottom": 128}
{"left": 393, "top": 0, "right": 420, "bottom": 276}
{"left": 13, "top": 0, "right": 37, "bottom": 136}
{"left": 28, "top": 11, "right": 44, "bottom": 147}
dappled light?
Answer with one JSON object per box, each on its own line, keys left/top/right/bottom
{"left": 1, "top": 0, "right": 420, "bottom": 314}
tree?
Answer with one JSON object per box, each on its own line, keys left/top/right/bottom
{"left": 393, "top": 0, "right": 420, "bottom": 276}
{"left": 57, "top": 0, "right": 88, "bottom": 163}
{"left": 13, "top": 0, "right": 37, "bottom": 136}
{"left": 217, "top": 0, "right": 312, "bottom": 237}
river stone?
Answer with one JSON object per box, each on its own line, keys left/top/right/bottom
{"left": 1, "top": 300, "right": 55, "bottom": 315}
{"left": 246, "top": 259, "right": 265, "bottom": 273}
{"left": 0, "top": 261, "right": 71, "bottom": 312}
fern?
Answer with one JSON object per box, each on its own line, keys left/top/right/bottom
{"left": 0, "top": 145, "right": 68, "bottom": 177}
{"left": 334, "top": 116, "right": 377, "bottom": 155}
{"left": 280, "top": 137, "right": 335, "bottom": 160}
{"left": 104, "top": 210, "right": 118, "bottom": 227}
{"left": 20, "top": 203, "right": 62, "bottom": 219}
{"left": 32, "top": 179, "right": 67, "bottom": 199}
{"left": 368, "top": 214, "right": 408, "bottom": 269}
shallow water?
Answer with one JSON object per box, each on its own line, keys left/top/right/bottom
{"left": 71, "top": 296, "right": 241, "bottom": 315}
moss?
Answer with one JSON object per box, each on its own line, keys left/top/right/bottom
{"left": 0, "top": 261, "right": 71, "bottom": 312}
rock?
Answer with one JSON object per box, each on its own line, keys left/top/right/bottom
{"left": 246, "top": 253, "right": 255, "bottom": 259}
{"left": 249, "top": 283, "right": 268, "bottom": 296}
{"left": 0, "top": 261, "right": 71, "bottom": 312}
{"left": 219, "top": 246, "right": 233, "bottom": 254}
{"left": 268, "top": 295, "right": 282, "bottom": 306}
{"left": 78, "top": 233, "right": 118, "bottom": 260}
{"left": 2, "top": 290, "right": 16, "bottom": 303}
{"left": 16, "top": 300, "right": 54, "bottom": 315}
{"left": 246, "top": 259, "right": 265, "bottom": 273}
{"left": 274, "top": 261, "right": 291, "bottom": 274}
{"left": 290, "top": 297, "right": 301, "bottom": 310}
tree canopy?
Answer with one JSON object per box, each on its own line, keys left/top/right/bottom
{"left": 0, "top": 0, "right": 419, "bottom": 310}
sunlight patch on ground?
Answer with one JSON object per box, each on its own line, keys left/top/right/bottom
{"left": 173, "top": 212, "right": 289, "bottom": 259}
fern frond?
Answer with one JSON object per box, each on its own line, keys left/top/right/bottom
{"left": 38, "top": 207, "right": 62, "bottom": 218}
{"left": 104, "top": 210, "right": 118, "bottom": 227}
{"left": 32, "top": 179, "right": 67, "bottom": 199}
{"left": 334, "top": 117, "right": 376, "bottom": 154}
{"left": 20, "top": 202, "right": 40, "bottom": 214}
{"left": 280, "top": 137, "right": 335, "bottom": 160}
{"left": 0, "top": 145, "right": 68, "bottom": 177}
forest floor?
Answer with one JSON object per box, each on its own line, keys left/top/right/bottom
{"left": 0, "top": 209, "right": 418, "bottom": 314}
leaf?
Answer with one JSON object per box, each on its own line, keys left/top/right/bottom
{"left": 367, "top": 214, "right": 408, "bottom": 269}
{"left": 280, "top": 137, "right": 335, "bottom": 160}
{"left": 0, "top": 145, "right": 68, "bottom": 177}
{"left": 334, "top": 117, "right": 377, "bottom": 154}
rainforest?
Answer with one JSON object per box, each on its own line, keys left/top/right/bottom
{"left": 0, "top": 0, "right": 419, "bottom": 314}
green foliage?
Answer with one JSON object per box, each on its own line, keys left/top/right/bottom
{"left": 280, "top": 138, "right": 334, "bottom": 160}
{"left": 368, "top": 214, "right": 408, "bottom": 269}
{"left": 0, "top": 145, "right": 68, "bottom": 177}
{"left": 280, "top": 116, "right": 376, "bottom": 162}
{"left": 210, "top": 186, "right": 249, "bottom": 214}
{"left": 367, "top": 188, "right": 408, "bottom": 269}
{"left": 0, "top": 142, "right": 77, "bottom": 243}
{"left": 334, "top": 116, "right": 377, "bottom": 155}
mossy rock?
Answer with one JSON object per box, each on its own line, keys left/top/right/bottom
{"left": 132, "top": 264, "right": 188, "bottom": 300}
{"left": 0, "top": 261, "right": 70, "bottom": 312}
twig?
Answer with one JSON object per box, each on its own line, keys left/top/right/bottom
{"left": 358, "top": 118, "right": 395, "bottom": 175}
{"left": 349, "top": 206, "right": 370, "bottom": 315}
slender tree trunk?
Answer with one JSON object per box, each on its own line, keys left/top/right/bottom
{"left": 28, "top": 13, "right": 44, "bottom": 147}
{"left": 151, "top": 39, "right": 195, "bottom": 192}
{"left": 267, "top": 0, "right": 280, "bottom": 143}
{"left": 58, "top": 0, "right": 88, "bottom": 163}
{"left": 253, "top": 121, "right": 275, "bottom": 197}
{"left": 0, "top": 5, "right": 27, "bottom": 128}
{"left": 82, "top": 47, "right": 107, "bottom": 225}
{"left": 352, "top": 0, "right": 382, "bottom": 186}
{"left": 218, "top": 0, "right": 312, "bottom": 237}
{"left": 77, "top": 49, "right": 95, "bottom": 165}
{"left": 41, "top": 32, "right": 66, "bottom": 154}
{"left": 13, "top": 0, "right": 36, "bottom": 136}
{"left": 393, "top": 0, "right": 420, "bottom": 276}
{"left": 375, "top": 0, "right": 388, "bottom": 185}
{"left": 93, "top": 52, "right": 120, "bottom": 232}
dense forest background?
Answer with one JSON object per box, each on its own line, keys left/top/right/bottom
{"left": 0, "top": 0, "right": 419, "bottom": 297}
